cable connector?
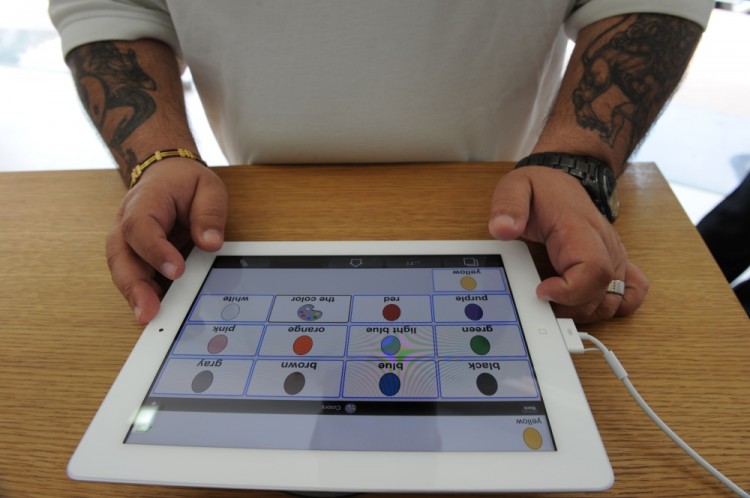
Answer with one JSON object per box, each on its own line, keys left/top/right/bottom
{"left": 578, "top": 332, "right": 628, "bottom": 380}
{"left": 557, "top": 318, "right": 584, "bottom": 354}
{"left": 601, "top": 348, "right": 628, "bottom": 380}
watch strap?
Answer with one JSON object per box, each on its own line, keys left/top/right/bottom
{"left": 514, "top": 152, "right": 608, "bottom": 182}
{"left": 514, "top": 152, "right": 618, "bottom": 222}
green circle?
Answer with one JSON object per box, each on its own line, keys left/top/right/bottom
{"left": 469, "top": 335, "right": 491, "bottom": 355}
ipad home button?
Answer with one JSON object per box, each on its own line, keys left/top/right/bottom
{"left": 538, "top": 328, "right": 548, "bottom": 335}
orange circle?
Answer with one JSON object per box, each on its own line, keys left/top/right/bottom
{"left": 293, "top": 335, "right": 314, "bottom": 355}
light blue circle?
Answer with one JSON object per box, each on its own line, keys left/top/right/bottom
{"left": 380, "top": 335, "right": 402, "bottom": 356}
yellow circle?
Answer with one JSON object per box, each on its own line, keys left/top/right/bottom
{"left": 523, "top": 427, "right": 543, "bottom": 450}
{"left": 460, "top": 276, "right": 477, "bottom": 291}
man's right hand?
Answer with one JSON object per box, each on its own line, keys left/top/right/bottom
{"left": 106, "top": 158, "right": 228, "bottom": 324}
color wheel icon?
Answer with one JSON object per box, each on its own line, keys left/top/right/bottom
{"left": 297, "top": 304, "right": 323, "bottom": 321}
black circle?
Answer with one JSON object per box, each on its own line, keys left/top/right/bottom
{"left": 476, "top": 372, "right": 498, "bottom": 396}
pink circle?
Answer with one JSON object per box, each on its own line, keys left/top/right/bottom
{"left": 207, "top": 334, "right": 228, "bottom": 354}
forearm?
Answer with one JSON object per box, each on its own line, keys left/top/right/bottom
{"left": 66, "top": 39, "right": 198, "bottom": 185}
{"left": 533, "top": 14, "right": 702, "bottom": 175}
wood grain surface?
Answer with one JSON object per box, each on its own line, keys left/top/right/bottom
{"left": 0, "top": 163, "right": 747, "bottom": 498}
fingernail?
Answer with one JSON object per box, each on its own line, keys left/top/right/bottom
{"left": 133, "top": 306, "right": 143, "bottom": 321}
{"left": 491, "top": 214, "right": 516, "bottom": 230}
{"left": 161, "top": 262, "right": 177, "bottom": 279}
{"left": 489, "top": 215, "right": 518, "bottom": 239}
{"left": 537, "top": 293, "right": 553, "bottom": 302}
{"left": 202, "top": 229, "right": 223, "bottom": 245}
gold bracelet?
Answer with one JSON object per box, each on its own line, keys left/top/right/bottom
{"left": 129, "top": 148, "right": 207, "bottom": 188}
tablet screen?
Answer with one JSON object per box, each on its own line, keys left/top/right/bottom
{"left": 125, "top": 254, "right": 557, "bottom": 452}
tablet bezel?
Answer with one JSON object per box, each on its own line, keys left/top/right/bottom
{"left": 69, "top": 240, "right": 613, "bottom": 493}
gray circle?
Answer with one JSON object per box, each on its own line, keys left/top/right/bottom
{"left": 191, "top": 370, "right": 214, "bottom": 393}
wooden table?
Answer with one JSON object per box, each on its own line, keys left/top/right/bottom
{"left": 0, "top": 163, "right": 747, "bottom": 498}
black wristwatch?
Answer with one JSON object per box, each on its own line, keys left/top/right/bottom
{"left": 515, "top": 152, "right": 620, "bottom": 222}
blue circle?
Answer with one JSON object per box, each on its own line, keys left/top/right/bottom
{"left": 464, "top": 303, "right": 484, "bottom": 321}
{"left": 380, "top": 335, "right": 401, "bottom": 356}
{"left": 379, "top": 373, "right": 401, "bottom": 397}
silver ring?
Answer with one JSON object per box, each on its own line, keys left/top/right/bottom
{"left": 607, "top": 280, "right": 626, "bottom": 296}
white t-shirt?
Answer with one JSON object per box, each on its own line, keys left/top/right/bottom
{"left": 50, "top": 0, "right": 711, "bottom": 165}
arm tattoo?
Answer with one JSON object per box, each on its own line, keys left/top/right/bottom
{"left": 67, "top": 42, "right": 157, "bottom": 177}
{"left": 573, "top": 14, "right": 702, "bottom": 156}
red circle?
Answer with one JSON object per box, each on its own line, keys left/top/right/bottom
{"left": 293, "top": 335, "right": 314, "bottom": 355}
{"left": 382, "top": 304, "right": 401, "bottom": 321}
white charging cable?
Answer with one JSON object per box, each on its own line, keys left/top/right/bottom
{"left": 577, "top": 331, "right": 749, "bottom": 497}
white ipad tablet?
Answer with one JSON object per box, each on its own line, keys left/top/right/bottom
{"left": 69, "top": 240, "right": 613, "bottom": 494}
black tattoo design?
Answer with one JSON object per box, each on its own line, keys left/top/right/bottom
{"left": 67, "top": 42, "right": 157, "bottom": 176}
{"left": 573, "top": 14, "right": 702, "bottom": 155}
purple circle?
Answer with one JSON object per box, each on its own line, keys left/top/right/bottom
{"left": 464, "top": 303, "right": 484, "bottom": 321}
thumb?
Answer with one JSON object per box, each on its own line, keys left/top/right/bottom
{"left": 190, "top": 172, "right": 229, "bottom": 251}
{"left": 488, "top": 170, "right": 532, "bottom": 241}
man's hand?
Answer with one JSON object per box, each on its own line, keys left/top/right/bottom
{"left": 106, "top": 159, "right": 228, "bottom": 324}
{"left": 488, "top": 166, "right": 648, "bottom": 323}
{"left": 64, "top": 39, "right": 220, "bottom": 323}
{"left": 489, "top": 13, "right": 701, "bottom": 323}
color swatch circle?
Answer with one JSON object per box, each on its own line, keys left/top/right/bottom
{"left": 380, "top": 335, "right": 402, "bottom": 356}
{"left": 293, "top": 335, "right": 314, "bottom": 355}
{"left": 460, "top": 276, "right": 478, "bottom": 290}
{"left": 221, "top": 303, "right": 240, "bottom": 320}
{"left": 191, "top": 370, "right": 214, "bottom": 393}
{"left": 476, "top": 372, "right": 498, "bottom": 396}
{"left": 379, "top": 373, "right": 401, "bottom": 396}
{"left": 207, "top": 334, "right": 228, "bottom": 354}
{"left": 382, "top": 303, "right": 401, "bottom": 321}
{"left": 523, "top": 427, "right": 543, "bottom": 450}
{"left": 464, "top": 303, "right": 484, "bottom": 321}
{"left": 469, "top": 335, "right": 491, "bottom": 355}
{"left": 284, "top": 372, "right": 306, "bottom": 395}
